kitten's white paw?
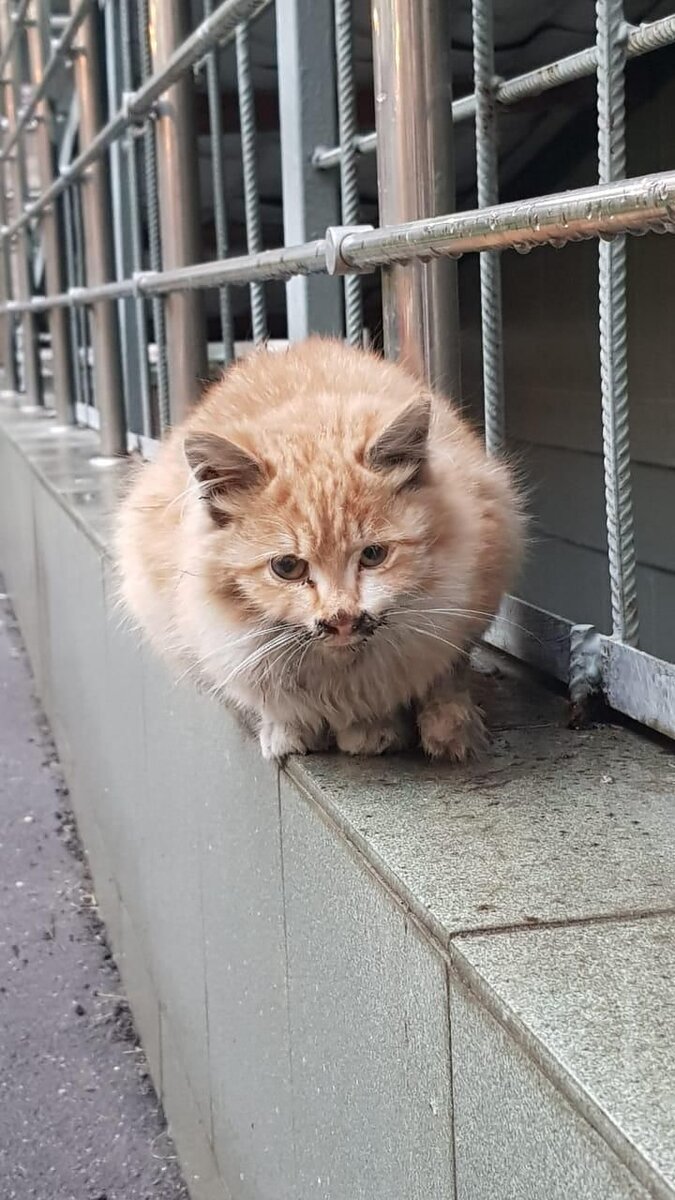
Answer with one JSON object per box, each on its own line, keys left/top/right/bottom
{"left": 417, "top": 696, "right": 487, "bottom": 762}
{"left": 259, "top": 721, "right": 326, "bottom": 762}
{"left": 336, "top": 714, "right": 411, "bottom": 757}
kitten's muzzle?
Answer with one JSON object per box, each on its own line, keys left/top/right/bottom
{"left": 315, "top": 610, "right": 380, "bottom": 645}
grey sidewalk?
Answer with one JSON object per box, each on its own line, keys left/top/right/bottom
{"left": 0, "top": 588, "right": 188, "bottom": 1200}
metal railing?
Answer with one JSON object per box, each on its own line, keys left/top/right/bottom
{"left": 0, "top": 0, "right": 673, "bottom": 741}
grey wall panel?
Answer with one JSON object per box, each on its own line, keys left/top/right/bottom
{"left": 118, "top": 898, "right": 161, "bottom": 1092}
{"left": 450, "top": 980, "right": 650, "bottom": 1200}
{"left": 160, "top": 1008, "right": 231, "bottom": 1200}
{"left": 200, "top": 733, "right": 294, "bottom": 1200}
{"left": 31, "top": 482, "right": 108, "bottom": 803}
{"left": 280, "top": 774, "right": 454, "bottom": 1200}
{"left": 0, "top": 436, "right": 42, "bottom": 686}
{"left": 130, "top": 649, "right": 212, "bottom": 1134}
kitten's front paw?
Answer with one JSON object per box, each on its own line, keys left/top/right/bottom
{"left": 259, "top": 721, "right": 309, "bottom": 762}
{"left": 417, "top": 696, "right": 488, "bottom": 762}
{"left": 336, "top": 714, "right": 412, "bottom": 757}
{"left": 259, "top": 720, "right": 328, "bottom": 762}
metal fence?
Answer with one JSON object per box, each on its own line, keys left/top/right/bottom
{"left": 0, "top": 0, "right": 674, "bottom": 741}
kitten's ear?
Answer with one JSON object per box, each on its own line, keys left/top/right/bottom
{"left": 367, "top": 398, "right": 431, "bottom": 485}
{"left": 184, "top": 432, "right": 263, "bottom": 525}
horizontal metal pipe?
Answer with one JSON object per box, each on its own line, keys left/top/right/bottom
{"left": 0, "top": 0, "right": 90, "bottom": 163}
{"left": 0, "top": 0, "right": 30, "bottom": 79}
{"left": 336, "top": 170, "right": 675, "bottom": 266}
{"left": 0, "top": 0, "right": 272, "bottom": 245}
{"left": 312, "top": 130, "right": 377, "bottom": 171}
{"left": 1, "top": 240, "right": 329, "bottom": 311}
{"left": 313, "top": 14, "right": 675, "bottom": 169}
{"left": 138, "top": 239, "right": 329, "bottom": 294}
{"left": 4, "top": 170, "right": 675, "bottom": 314}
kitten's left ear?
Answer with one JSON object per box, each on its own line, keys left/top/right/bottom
{"left": 367, "top": 397, "right": 431, "bottom": 485}
{"left": 184, "top": 431, "right": 263, "bottom": 525}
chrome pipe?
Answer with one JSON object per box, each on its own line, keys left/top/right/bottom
{"left": 371, "top": 0, "right": 461, "bottom": 396}
{"left": 4, "top": 172, "right": 675, "bottom": 313}
{"left": 0, "top": 4, "right": 43, "bottom": 408}
{"left": 25, "top": 1, "right": 74, "bottom": 424}
{"left": 71, "top": 0, "right": 126, "bottom": 456}
{"left": 149, "top": 0, "right": 207, "bottom": 421}
{"left": 335, "top": 171, "right": 675, "bottom": 267}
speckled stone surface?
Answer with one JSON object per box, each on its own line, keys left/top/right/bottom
{"left": 292, "top": 688, "right": 675, "bottom": 940}
{"left": 0, "top": 408, "right": 128, "bottom": 554}
{"left": 450, "top": 981, "right": 653, "bottom": 1200}
{"left": 452, "top": 916, "right": 675, "bottom": 1195}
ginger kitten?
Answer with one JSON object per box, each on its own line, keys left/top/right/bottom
{"left": 115, "top": 338, "right": 523, "bottom": 761}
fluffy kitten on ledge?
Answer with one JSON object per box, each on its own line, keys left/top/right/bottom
{"left": 115, "top": 338, "right": 523, "bottom": 762}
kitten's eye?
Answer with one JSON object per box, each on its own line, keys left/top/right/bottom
{"left": 359, "top": 544, "right": 388, "bottom": 568}
{"left": 270, "top": 555, "right": 308, "bottom": 581}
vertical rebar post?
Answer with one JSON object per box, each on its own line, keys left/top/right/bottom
{"left": 61, "top": 186, "right": 84, "bottom": 412}
{"left": 150, "top": 0, "right": 207, "bottom": 422}
{"left": 59, "top": 96, "right": 87, "bottom": 414}
{"left": 0, "top": 129, "right": 17, "bottom": 396}
{"left": 235, "top": 21, "right": 266, "bottom": 343}
{"left": 334, "top": 0, "right": 363, "bottom": 346}
{"left": 596, "top": 0, "right": 639, "bottom": 645}
{"left": 71, "top": 0, "right": 126, "bottom": 456}
{"left": 0, "top": 0, "right": 18, "bottom": 394}
{"left": 116, "top": 0, "right": 152, "bottom": 437}
{"left": 472, "top": 0, "right": 505, "bottom": 453}
{"left": 275, "top": 0, "right": 343, "bottom": 339}
{"left": 204, "top": 0, "right": 235, "bottom": 364}
{"left": 137, "top": 0, "right": 169, "bottom": 430}
{"left": 371, "top": 0, "right": 460, "bottom": 397}
{"left": 26, "top": 0, "right": 74, "bottom": 425}
{"left": 0, "top": 5, "right": 43, "bottom": 409}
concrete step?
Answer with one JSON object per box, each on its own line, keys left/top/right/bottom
{"left": 288, "top": 662, "right": 675, "bottom": 1200}
{"left": 0, "top": 403, "right": 673, "bottom": 1200}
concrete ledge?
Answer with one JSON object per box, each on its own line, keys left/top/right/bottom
{"left": 1, "top": 405, "right": 673, "bottom": 1200}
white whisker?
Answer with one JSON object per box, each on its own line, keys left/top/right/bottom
{"left": 388, "top": 605, "right": 542, "bottom": 644}
{"left": 393, "top": 620, "right": 469, "bottom": 659}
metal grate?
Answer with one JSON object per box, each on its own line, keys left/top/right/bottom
{"left": 0, "top": 0, "right": 673, "bottom": 739}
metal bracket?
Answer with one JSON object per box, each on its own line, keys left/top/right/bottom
{"left": 325, "top": 224, "right": 373, "bottom": 276}
{"left": 121, "top": 91, "right": 153, "bottom": 132}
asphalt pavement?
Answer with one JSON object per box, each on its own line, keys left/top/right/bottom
{"left": 0, "top": 588, "right": 189, "bottom": 1200}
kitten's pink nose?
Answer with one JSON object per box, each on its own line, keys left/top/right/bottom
{"left": 320, "top": 610, "right": 359, "bottom": 637}
{"left": 329, "top": 611, "right": 358, "bottom": 635}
